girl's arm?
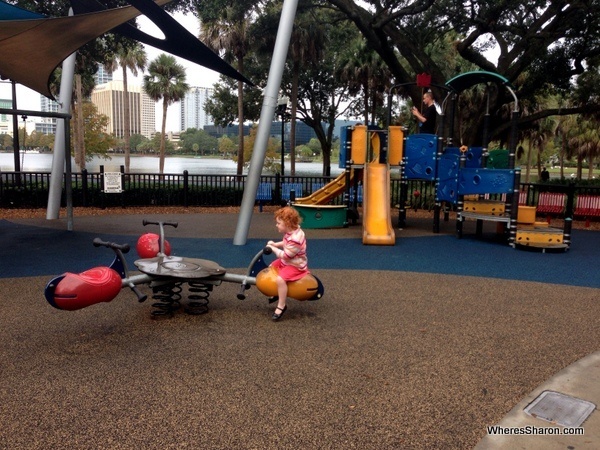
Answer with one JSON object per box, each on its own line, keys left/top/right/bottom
{"left": 267, "top": 240, "right": 283, "bottom": 248}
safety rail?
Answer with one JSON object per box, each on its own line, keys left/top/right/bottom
{"left": 2, "top": 170, "right": 599, "bottom": 215}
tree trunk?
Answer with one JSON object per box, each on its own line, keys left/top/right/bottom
{"left": 159, "top": 101, "right": 168, "bottom": 174}
{"left": 290, "top": 64, "right": 299, "bottom": 176}
{"left": 122, "top": 65, "right": 131, "bottom": 173}
{"left": 525, "top": 136, "right": 533, "bottom": 183}
{"left": 236, "top": 56, "right": 245, "bottom": 176}
{"left": 74, "top": 74, "right": 86, "bottom": 170}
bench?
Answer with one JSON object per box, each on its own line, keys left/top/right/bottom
{"left": 574, "top": 195, "right": 600, "bottom": 218}
{"left": 311, "top": 183, "right": 324, "bottom": 194}
{"left": 349, "top": 184, "right": 363, "bottom": 204}
{"left": 281, "top": 183, "right": 303, "bottom": 202}
{"left": 536, "top": 192, "right": 566, "bottom": 215}
{"left": 256, "top": 183, "right": 272, "bottom": 212}
{"left": 519, "top": 191, "right": 527, "bottom": 205}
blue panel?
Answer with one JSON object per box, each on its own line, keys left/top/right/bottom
{"left": 404, "top": 134, "right": 437, "bottom": 180}
{"left": 458, "top": 168, "right": 515, "bottom": 195}
{"left": 443, "top": 146, "right": 482, "bottom": 168}
{"left": 437, "top": 154, "right": 459, "bottom": 203}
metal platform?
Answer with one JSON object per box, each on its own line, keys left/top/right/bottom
{"left": 135, "top": 256, "right": 226, "bottom": 279}
{"left": 524, "top": 390, "right": 596, "bottom": 427}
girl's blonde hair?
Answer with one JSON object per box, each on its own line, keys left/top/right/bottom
{"left": 274, "top": 206, "right": 301, "bottom": 229}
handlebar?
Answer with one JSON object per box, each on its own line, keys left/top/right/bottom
{"left": 93, "top": 237, "right": 130, "bottom": 253}
{"left": 263, "top": 246, "right": 273, "bottom": 255}
{"left": 143, "top": 220, "right": 178, "bottom": 228}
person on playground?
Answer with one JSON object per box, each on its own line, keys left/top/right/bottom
{"left": 266, "top": 206, "right": 309, "bottom": 321}
{"left": 411, "top": 91, "right": 437, "bottom": 134}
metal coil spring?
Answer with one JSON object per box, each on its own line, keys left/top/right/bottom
{"left": 185, "top": 281, "right": 212, "bottom": 315}
{"left": 151, "top": 282, "right": 182, "bottom": 317}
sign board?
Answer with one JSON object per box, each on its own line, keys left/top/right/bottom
{"left": 103, "top": 172, "right": 123, "bottom": 193}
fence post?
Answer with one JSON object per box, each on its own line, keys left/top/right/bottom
{"left": 120, "top": 165, "right": 125, "bottom": 208}
{"left": 100, "top": 165, "right": 105, "bottom": 209}
{"left": 81, "top": 168, "right": 88, "bottom": 207}
{"left": 183, "top": 170, "right": 189, "bottom": 208}
{"left": 275, "top": 173, "right": 281, "bottom": 204}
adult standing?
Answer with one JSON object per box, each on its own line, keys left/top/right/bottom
{"left": 411, "top": 91, "right": 437, "bottom": 134}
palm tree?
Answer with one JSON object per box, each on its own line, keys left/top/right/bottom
{"left": 200, "top": 9, "right": 251, "bottom": 176}
{"left": 568, "top": 118, "right": 600, "bottom": 180}
{"left": 104, "top": 43, "right": 147, "bottom": 173}
{"left": 143, "top": 54, "right": 189, "bottom": 174}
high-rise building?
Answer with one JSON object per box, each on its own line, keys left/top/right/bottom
{"left": 180, "top": 86, "right": 214, "bottom": 132}
{"left": 32, "top": 64, "right": 114, "bottom": 136}
{"left": 95, "top": 65, "right": 113, "bottom": 85}
{"left": 0, "top": 98, "right": 12, "bottom": 135}
{"left": 35, "top": 95, "right": 60, "bottom": 135}
{"left": 91, "top": 80, "right": 155, "bottom": 139}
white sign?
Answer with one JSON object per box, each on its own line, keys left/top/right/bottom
{"left": 103, "top": 172, "right": 123, "bottom": 193}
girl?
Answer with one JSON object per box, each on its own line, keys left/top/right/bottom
{"left": 266, "top": 206, "right": 309, "bottom": 320}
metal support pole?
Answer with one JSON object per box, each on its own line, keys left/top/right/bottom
{"left": 233, "top": 0, "right": 299, "bottom": 245}
{"left": 47, "top": 8, "right": 76, "bottom": 221}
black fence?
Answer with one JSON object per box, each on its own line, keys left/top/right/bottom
{"left": 1, "top": 170, "right": 599, "bottom": 217}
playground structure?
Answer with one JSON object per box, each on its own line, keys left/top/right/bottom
{"left": 293, "top": 71, "right": 572, "bottom": 252}
{"left": 44, "top": 221, "right": 324, "bottom": 316}
{"left": 294, "top": 123, "right": 402, "bottom": 245}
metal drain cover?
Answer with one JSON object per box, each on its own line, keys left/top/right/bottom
{"left": 524, "top": 390, "right": 596, "bottom": 427}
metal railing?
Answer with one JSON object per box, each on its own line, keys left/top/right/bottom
{"left": 1, "top": 170, "right": 599, "bottom": 216}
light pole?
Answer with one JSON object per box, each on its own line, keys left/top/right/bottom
{"left": 277, "top": 96, "right": 289, "bottom": 177}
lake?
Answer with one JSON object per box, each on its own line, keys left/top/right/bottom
{"left": 0, "top": 152, "right": 342, "bottom": 176}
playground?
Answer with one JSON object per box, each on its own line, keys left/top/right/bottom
{"left": 1, "top": 2, "right": 599, "bottom": 447}
{"left": 1, "top": 208, "right": 600, "bottom": 449}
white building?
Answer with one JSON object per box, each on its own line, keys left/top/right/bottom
{"left": 91, "top": 80, "right": 155, "bottom": 139}
{"left": 180, "top": 86, "right": 214, "bottom": 132}
{"left": 0, "top": 98, "right": 12, "bottom": 136}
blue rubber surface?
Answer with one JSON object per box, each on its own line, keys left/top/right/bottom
{"left": 2, "top": 219, "right": 599, "bottom": 288}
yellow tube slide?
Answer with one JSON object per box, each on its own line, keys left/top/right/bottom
{"left": 362, "top": 163, "right": 395, "bottom": 245}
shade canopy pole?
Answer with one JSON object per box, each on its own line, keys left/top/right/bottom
{"left": 233, "top": 0, "right": 299, "bottom": 245}
{"left": 47, "top": 9, "right": 76, "bottom": 221}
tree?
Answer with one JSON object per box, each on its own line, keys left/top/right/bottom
{"left": 218, "top": 135, "right": 237, "bottom": 158}
{"left": 143, "top": 54, "right": 189, "bottom": 173}
{"left": 323, "top": 0, "right": 600, "bottom": 145}
{"left": 70, "top": 101, "right": 116, "bottom": 160}
{"left": 129, "top": 134, "right": 148, "bottom": 154}
{"left": 338, "top": 37, "right": 392, "bottom": 126}
{"left": 104, "top": 42, "right": 147, "bottom": 173}
{"left": 567, "top": 119, "right": 600, "bottom": 180}
{"left": 242, "top": 125, "right": 281, "bottom": 174}
{"left": 180, "top": 128, "right": 219, "bottom": 155}
{"left": 199, "top": 6, "right": 254, "bottom": 176}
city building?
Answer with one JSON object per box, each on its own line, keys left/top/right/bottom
{"left": 31, "top": 64, "right": 114, "bottom": 136}
{"left": 203, "top": 124, "right": 251, "bottom": 138}
{"left": 94, "top": 65, "right": 113, "bottom": 85}
{"left": 180, "top": 86, "right": 214, "bottom": 132}
{"left": 0, "top": 98, "right": 12, "bottom": 136}
{"left": 34, "top": 96, "right": 60, "bottom": 135}
{"left": 91, "top": 80, "right": 155, "bottom": 139}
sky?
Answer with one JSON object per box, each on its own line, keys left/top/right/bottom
{"left": 0, "top": 12, "right": 222, "bottom": 132}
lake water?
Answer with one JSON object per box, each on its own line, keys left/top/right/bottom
{"left": 0, "top": 152, "right": 342, "bottom": 176}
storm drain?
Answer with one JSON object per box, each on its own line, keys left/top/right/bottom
{"left": 524, "top": 390, "right": 596, "bottom": 427}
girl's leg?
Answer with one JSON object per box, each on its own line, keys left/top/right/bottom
{"left": 272, "top": 276, "right": 288, "bottom": 320}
